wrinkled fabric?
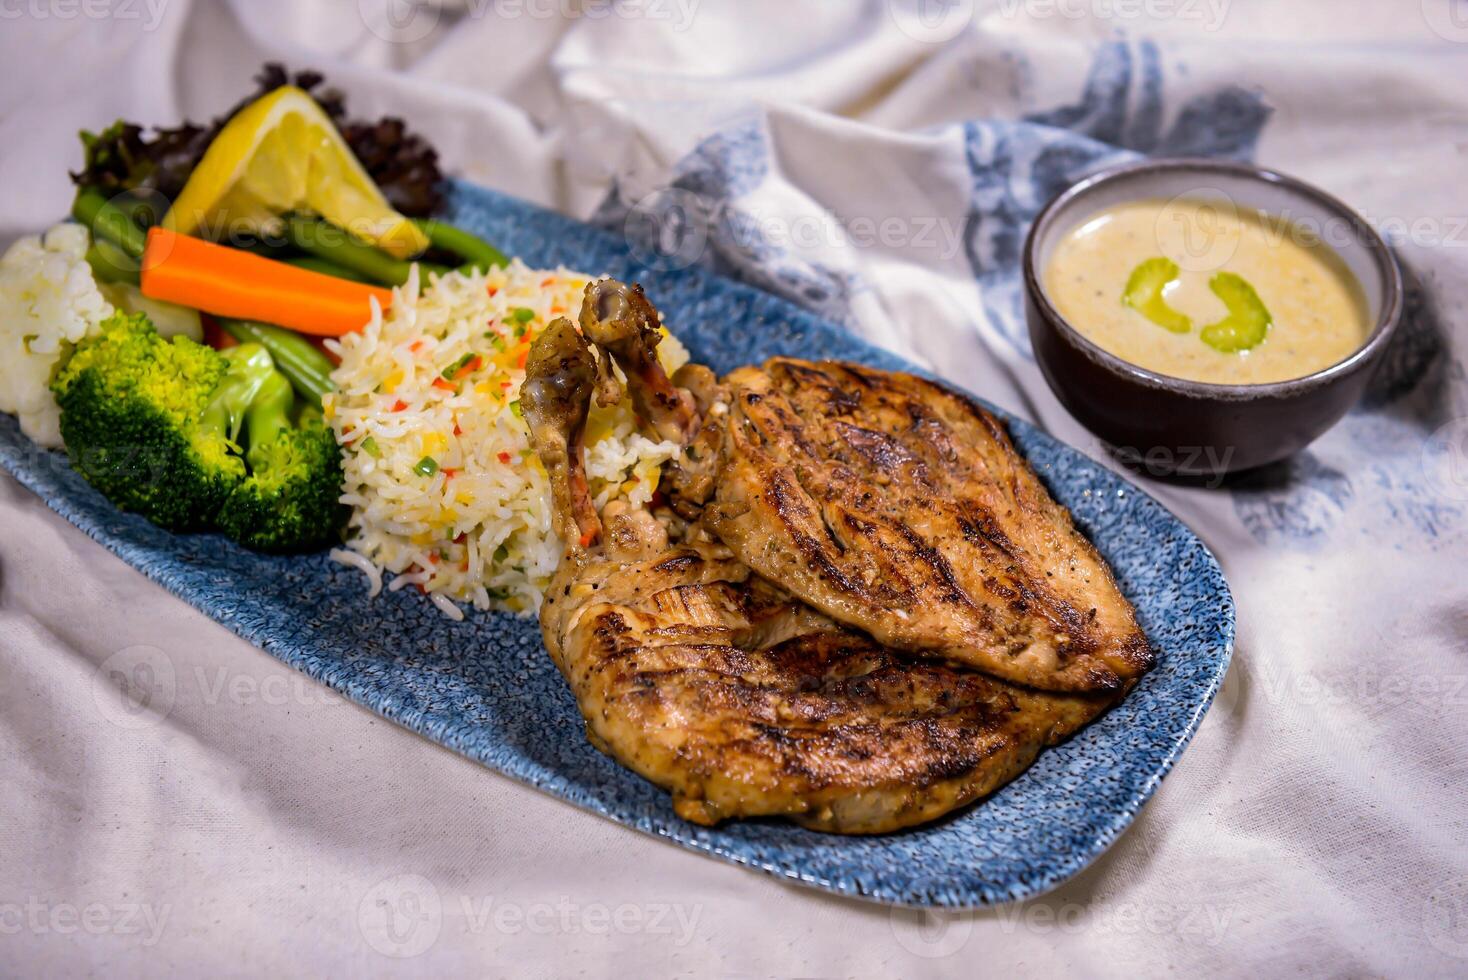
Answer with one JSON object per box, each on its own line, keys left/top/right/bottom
{"left": 2, "top": 1, "right": 1466, "bottom": 975}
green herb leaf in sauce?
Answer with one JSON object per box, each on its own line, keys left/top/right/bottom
{"left": 1122, "top": 257, "right": 1192, "bottom": 334}
{"left": 1200, "top": 272, "right": 1272, "bottom": 353}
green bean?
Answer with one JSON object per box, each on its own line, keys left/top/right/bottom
{"left": 72, "top": 187, "right": 148, "bottom": 260}
{"left": 112, "top": 193, "right": 167, "bottom": 231}
{"left": 219, "top": 319, "right": 335, "bottom": 408}
{"left": 85, "top": 236, "right": 141, "bottom": 286}
{"left": 284, "top": 255, "right": 374, "bottom": 284}
{"left": 410, "top": 218, "right": 510, "bottom": 273}
{"left": 286, "top": 216, "right": 450, "bottom": 288}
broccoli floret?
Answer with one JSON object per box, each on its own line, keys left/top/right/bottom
{"left": 52, "top": 311, "right": 345, "bottom": 550}
{"left": 217, "top": 372, "right": 345, "bottom": 552}
{"left": 51, "top": 311, "right": 249, "bottom": 530}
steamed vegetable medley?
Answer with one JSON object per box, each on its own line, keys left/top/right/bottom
{"left": 0, "top": 64, "right": 512, "bottom": 553}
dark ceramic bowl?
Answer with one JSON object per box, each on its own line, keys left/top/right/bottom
{"left": 1024, "top": 158, "right": 1403, "bottom": 478}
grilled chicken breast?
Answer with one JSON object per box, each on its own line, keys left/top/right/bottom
{"left": 539, "top": 533, "right": 1115, "bottom": 833}
{"left": 698, "top": 359, "right": 1153, "bottom": 693}
{"left": 524, "top": 281, "right": 1124, "bottom": 833}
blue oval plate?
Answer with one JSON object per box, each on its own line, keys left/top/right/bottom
{"left": 0, "top": 181, "right": 1233, "bottom": 908}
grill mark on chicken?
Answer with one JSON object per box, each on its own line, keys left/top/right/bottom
{"left": 832, "top": 420, "right": 932, "bottom": 485}
{"left": 703, "top": 358, "right": 1154, "bottom": 693}
{"left": 651, "top": 552, "right": 700, "bottom": 575}
{"left": 888, "top": 517, "right": 973, "bottom": 606}
{"left": 763, "top": 469, "right": 871, "bottom": 600}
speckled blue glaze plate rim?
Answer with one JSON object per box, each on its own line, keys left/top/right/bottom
{"left": 0, "top": 181, "right": 1233, "bottom": 909}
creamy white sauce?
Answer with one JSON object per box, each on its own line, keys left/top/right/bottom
{"left": 1044, "top": 198, "right": 1371, "bottom": 384}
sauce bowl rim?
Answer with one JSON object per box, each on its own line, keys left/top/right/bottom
{"left": 1022, "top": 156, "right": 1404, "bottom": 400}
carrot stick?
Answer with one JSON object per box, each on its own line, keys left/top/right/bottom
{"left": 140, "top": 227, "right": 394, "bottom": 337}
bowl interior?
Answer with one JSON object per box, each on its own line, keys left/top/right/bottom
{"left": 1029, "top": 162, "right": 1395, "bottom": 356}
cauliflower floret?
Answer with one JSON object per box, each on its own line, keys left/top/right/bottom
{"left": 0, "top": 223, "right": 114, "bottom": 446}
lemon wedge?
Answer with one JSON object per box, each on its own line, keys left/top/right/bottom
{"left": 163, "top": 86, "right": 429, "bottom": 258}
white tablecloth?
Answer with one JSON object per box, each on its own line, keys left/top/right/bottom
{"left": 3, "top": 2, "right": 1467, "bottom": 975}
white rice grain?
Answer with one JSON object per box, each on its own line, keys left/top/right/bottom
{"left": 330, "top": 547, "right": 383, "bottom": 598}
{"left": 325, "top": 261, "right": 688, "bottom": 618}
